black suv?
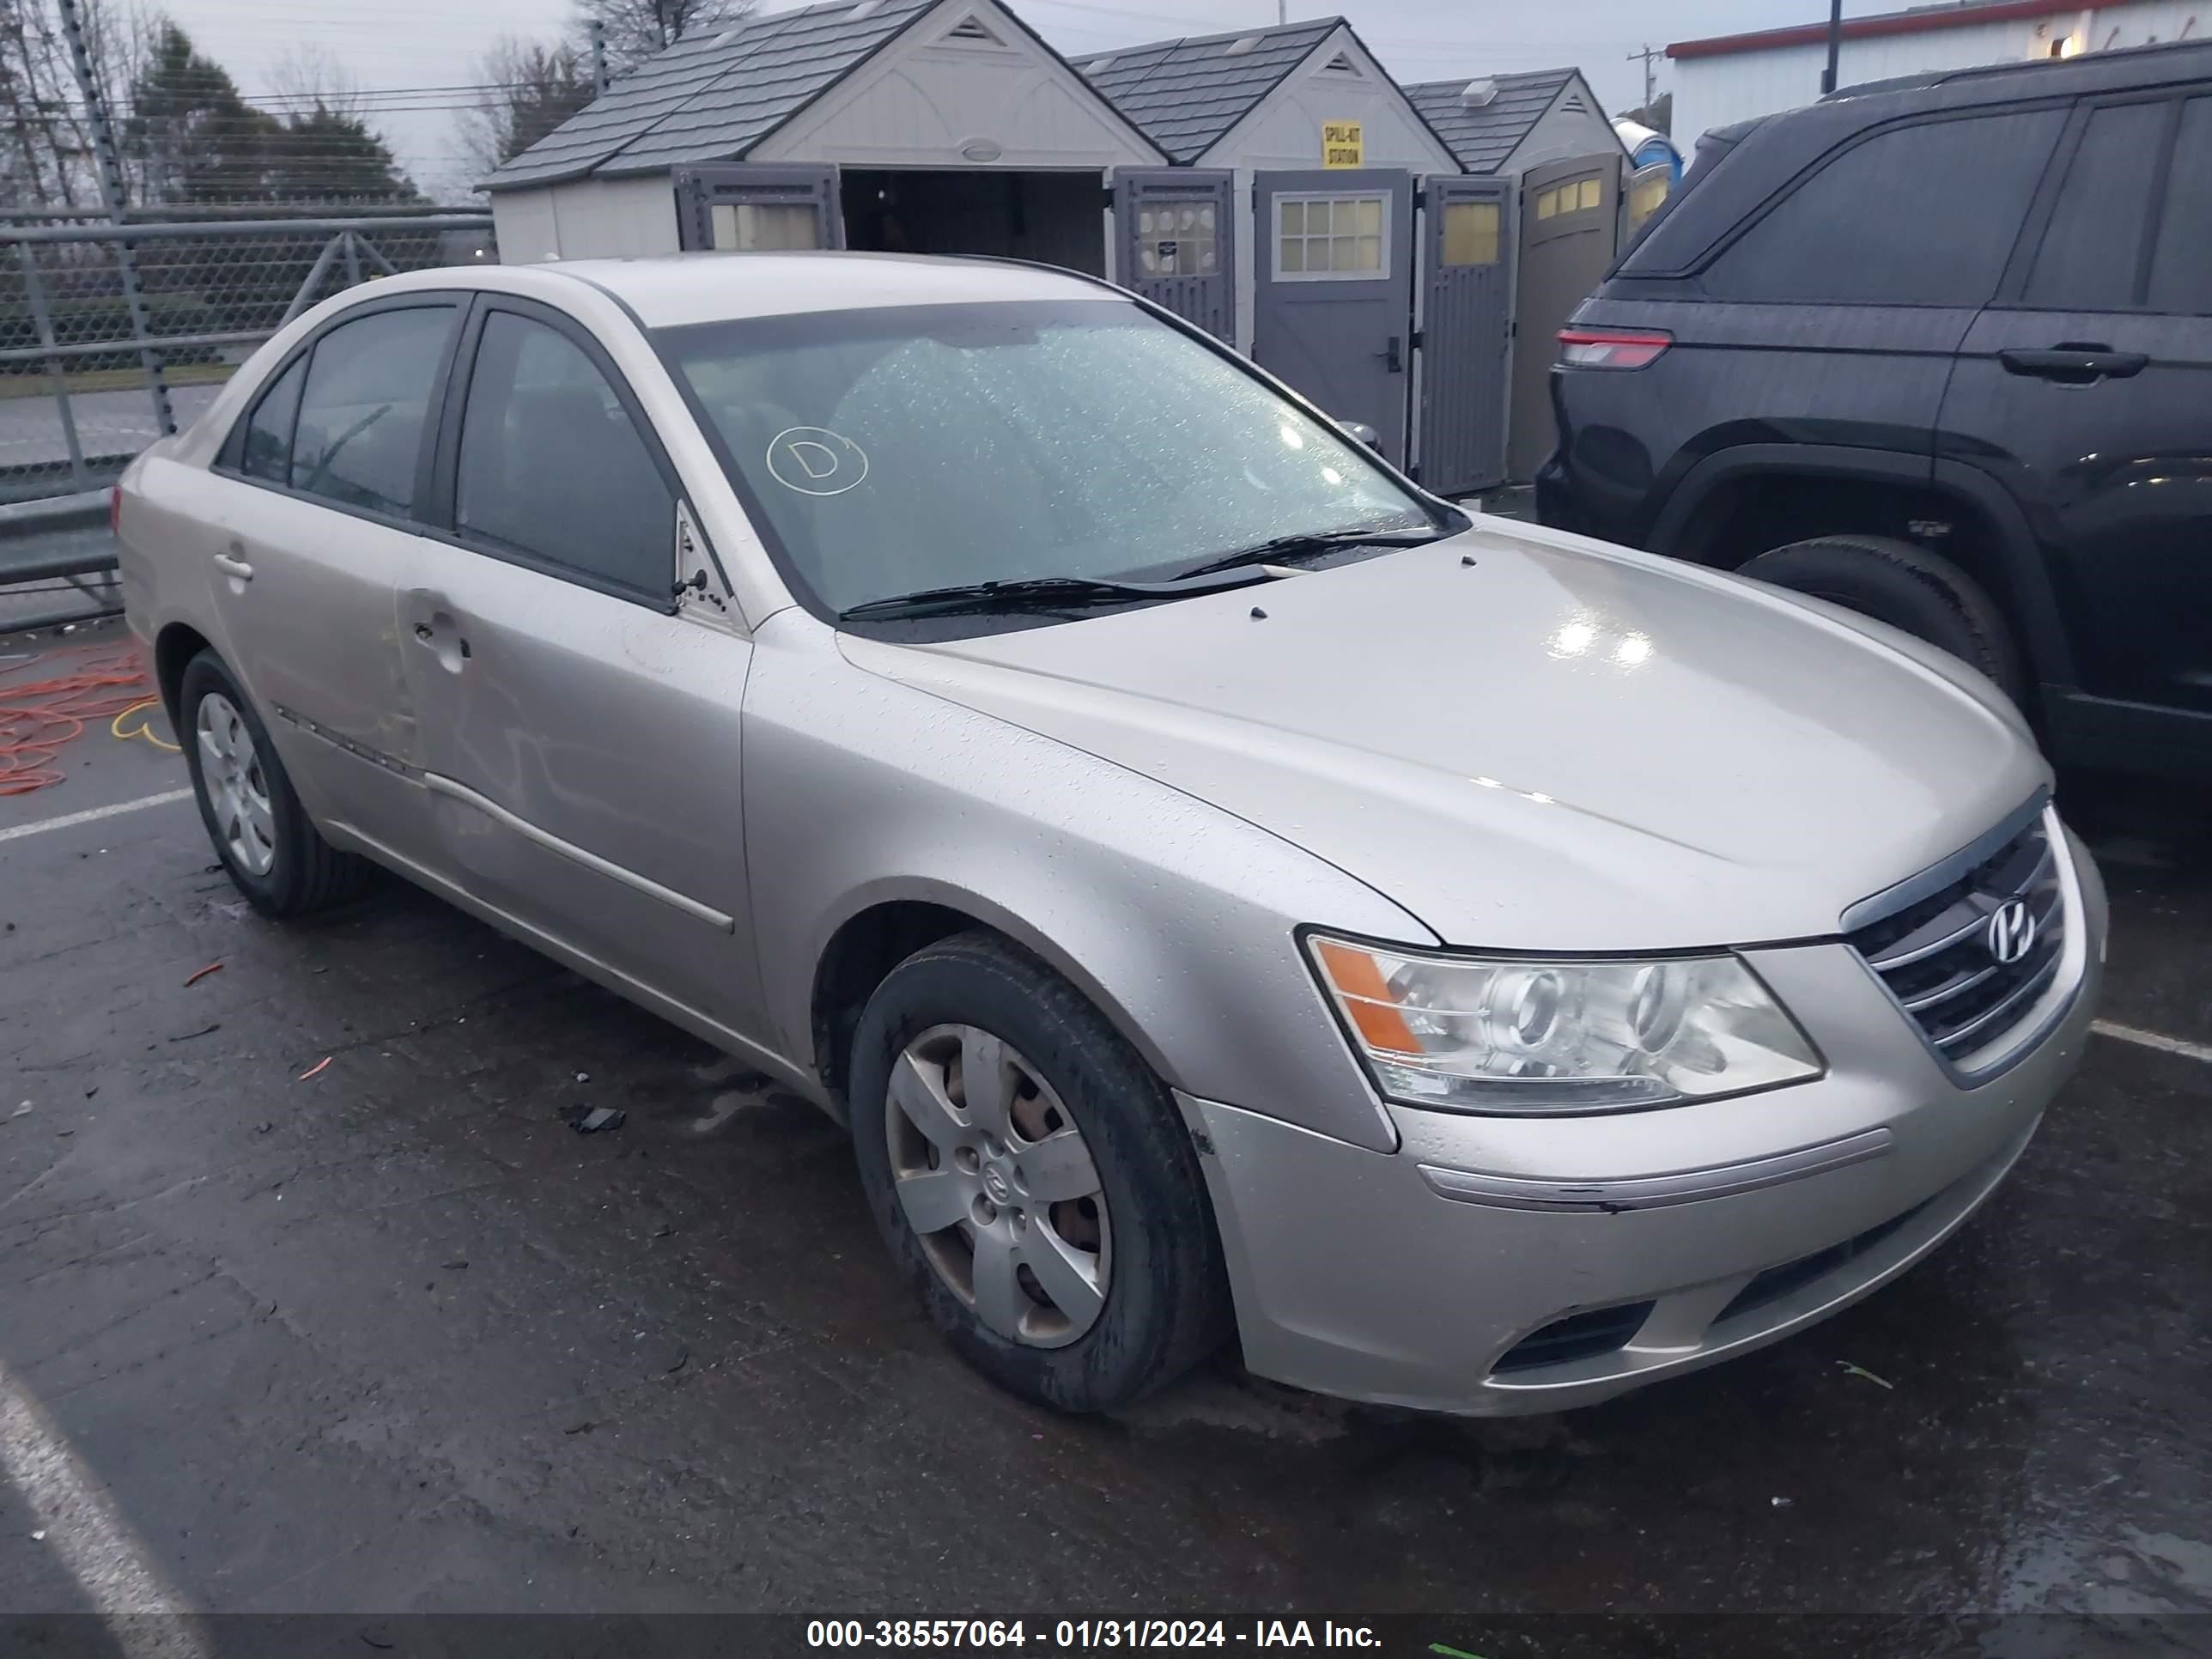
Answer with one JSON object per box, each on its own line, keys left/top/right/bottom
{"left": 1538, "top": 42, "right": 2212, "bottom": 781}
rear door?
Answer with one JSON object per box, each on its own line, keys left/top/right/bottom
{"left": 398, "top": 297, "right": 769, "bottom": 1041}
{"left": 673, "top": 163, "right": 844, "bottom": 251}
{"left": 1942, "top": 91, "right": 2212, "bottom": 715}
{"left": 1510, "top": 155, "right": 1620, "bottom": 480}
{"left": 202, "top": 295, "right": 463, "bottom": 852}
{"left": 1417, "top": 174, "right": 1514, "bottom": 495}
{"left": 1111, "top": 167, "right": 1236, "bottom": 341}
{"left": 1252, "top": 167, "right": 1416, "bottom": 464}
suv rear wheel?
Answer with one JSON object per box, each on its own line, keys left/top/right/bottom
{"left": 1735, "top": 535, "right": 2027, "bottom": 702}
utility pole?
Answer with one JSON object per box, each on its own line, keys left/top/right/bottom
{"left": 1276, "top": 2, "right": 1287, "bottom": 24}
{"left": 1821, "top": 0, "right": 1844, "bottom": 94}
{"left": 53, "top": 0, "right": 173, "bottom": 436}
{"left": 1626, "top": 43, "right": 1662, "bottom": 114}
{"left": 590, "top": 18, "right": 609, "bottom": 94}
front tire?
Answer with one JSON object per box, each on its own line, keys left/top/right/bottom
{"left": 849, "top": 931, "right": 1230, "bottom": 1413}
{"left": 1735, "top": 534, "right": 2027, "bottom": 702}
{"left": 179, "top": 650, "right": 369, "bottom": 917}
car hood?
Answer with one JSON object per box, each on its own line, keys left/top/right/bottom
{"left": 838, "top": 521, "right": 2047, "bottom": 951}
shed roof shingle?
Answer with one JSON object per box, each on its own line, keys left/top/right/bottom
{"left": 1401, "top": 69, "right": 1577, "bottom": 173}
{"left": 1074, "top": 18, "right": 1341, "bottom": 163}
{"left": 484, "top": 0, "right": 933, "bottom": 191}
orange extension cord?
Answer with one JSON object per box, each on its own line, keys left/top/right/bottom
{"left": 0, "top": 641, "right": 168, "bottom": 796}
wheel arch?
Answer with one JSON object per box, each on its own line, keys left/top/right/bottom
{"left": 154, "top": 620, "right": 214, "bottom": 727}
{"left": 1646, "top": 443, "right": 2075, "bottom": 689}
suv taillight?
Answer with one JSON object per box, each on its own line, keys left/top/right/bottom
{"left": 1558, "top": 327, "right": 1672, "bottom": 369}
{"left": 109, "top": 483, "right": 122, "bottom": 535}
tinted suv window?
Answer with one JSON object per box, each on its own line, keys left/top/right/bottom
{"left": 2021, "top": 100, "right": 2166, "bottom": 310}
{"left": 2148, "top": 96, "right": 2212, "bottom": 313}
{"left": 1705, "top": 110, "right": 2063, "bottom": 305}
{"left": 290, "top": 305, "right": 454, "bottom": 517}
{"left": 454, "top": 311, "right": 674, "bottom": 596}
{"left": 240, "top": 355, "right": 305, "bottom": 483}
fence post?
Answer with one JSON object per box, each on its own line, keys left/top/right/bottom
{"left": 15, "top": 242, "right": 92, "bottom": 492}
{"left": 280, "top": 233, "right": 347, "bottom": 325}
{"left": 341, "top": 230, "right": 363, "bottom": 288}
{"left": 55, "top": 0, "right": 175, "bottom": 436}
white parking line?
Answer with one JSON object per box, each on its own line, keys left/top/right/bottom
{"left": 0, "top": 1358, "right": 213, "bottom": 1658}
{"left": 2092, "top": 1019, "right": 2212, "bottom": 1066}
{"left": 0, "top": 788, "right": 192, "bottom": 846}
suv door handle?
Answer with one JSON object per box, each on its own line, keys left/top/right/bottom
{"left": 211, "top": 552, "right": 253, "bottom": 580}
{"left": 1998, "top": 344, "right": 2149, "bottom": 385}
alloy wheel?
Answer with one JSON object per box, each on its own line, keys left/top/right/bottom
{"left": 196, "top": 691, "right": 276, "bottom": 877}
{"left": 885, "top": 1023, "right": 1112, "bottom": 1348}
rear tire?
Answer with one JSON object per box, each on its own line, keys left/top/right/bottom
{"left": 1736, "top": 534, "right": 2027, "bottom": 702}
{"left": 179, "top": 650, "right": 370, "bottom": 918}
{"left": 849, "top": 931, "right": 1230, "bottom": 1413}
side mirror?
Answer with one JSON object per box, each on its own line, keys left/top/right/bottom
{"left": 1336, "top": 420, "right": 1381, "bottom": 451}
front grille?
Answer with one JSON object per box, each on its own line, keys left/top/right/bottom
{"left": 1713, "top": 1200, "right": 1929, "bottom": 1326}
{"left": 1847, "top": 811, "right": 2067, "bottom": 1073}
{"left": 1492, "top": 1301, "right": 1655, "bottom": 1373}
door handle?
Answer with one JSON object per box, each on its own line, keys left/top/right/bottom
{"left": 1998, "top": 344, "right": 2148, "bottom": 385}
{"left": 1378, "top": 335, "right": 1405, "bottom": 373}
{"left": 410, "top": 617, "right": 471, "bottom": 672}
{"left": 212, "top": 552, "right": 253, "bottom": 580}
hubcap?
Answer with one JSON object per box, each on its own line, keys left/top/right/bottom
{"left": 195, "top": 691, "right": 276, "bottom": 877}
{"left": 885, "top": 1024, "right": 1111, "bottom": 1349}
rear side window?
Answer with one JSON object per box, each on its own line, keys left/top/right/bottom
{"left": 240, "top": 356, "right": 304, "bottom": 483}
{"left": 290, "top": 305, "right": 455, "bottom": 518}
{"left": 1703, "top": 109, "right": 2063, "bottom": 306}
{"left": 2148, "top": 96, "right": 2212, "bottom": 313}
{"left": 453, "top": 311, "right": 675, "bottom": 597}
{"left": 2021, "top": 101, "right": 2166, "bottom": 310}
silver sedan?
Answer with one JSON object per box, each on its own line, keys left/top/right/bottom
{"left": 116, "top": 253, "right": 2106, "bottom": 1415}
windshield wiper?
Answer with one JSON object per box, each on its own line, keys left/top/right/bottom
{"left": 1172, "top": 526, "right": 1449, "bottom": 582}
{"left": 838, "top": 570, "right": 1261, "bottom": 622}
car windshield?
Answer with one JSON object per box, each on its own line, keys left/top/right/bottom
{"left": 655, "top": 299, "right": 1437, "bottom": 617}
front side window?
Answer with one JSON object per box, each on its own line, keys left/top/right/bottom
{"left": 289, "top": 305, "right": 454, "bottom": 517}
{"left": 1703, "top": 109, "right": 2063, "bottom": 306}
{"left": 659, "top": 300, "right": 1432, "bottom": 618}
{"left": 454, "top": 311, "right": 675, "bottom": 596}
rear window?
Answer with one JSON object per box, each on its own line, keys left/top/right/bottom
{"left": 1700, "top": 109, "right": 2063, "bottom": 306}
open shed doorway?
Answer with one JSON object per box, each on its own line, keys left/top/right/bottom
{"left": 840, "top": 168, "right": 1106, "bottom": 276}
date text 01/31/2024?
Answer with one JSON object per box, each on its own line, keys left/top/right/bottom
{"left": 805, "top": 1621, "right": 1384, "bottom": 1650}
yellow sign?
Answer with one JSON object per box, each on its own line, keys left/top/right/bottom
{"left": 1322, "top": 120, "right": 1364, "bottom": 169}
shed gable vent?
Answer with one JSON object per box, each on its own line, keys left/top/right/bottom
{"left": 1321, "top": 50, "right": 1359, "bottom": 74}
{"left": 1460, "top": 77, "right": 1498, "bottom": 104}
{"left": 1224, "top": 34, "right": 1263, "bottom": 54}
{"left": 945, "top": 15, "right": 1002, "bottom": 43}
{"left": 1562, "top": 93, "right": 1589, "bottom": 113}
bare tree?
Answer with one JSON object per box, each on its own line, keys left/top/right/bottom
{"left": 572, "top": 0, "right": 756, "bottom": 76}
{"left": 453, "top": 33, "right": 595, "bottom": 183}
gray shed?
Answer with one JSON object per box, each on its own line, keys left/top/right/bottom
{"left": 484, "top": 0, "right": 1164, "bottom": 276}
{"left": 1404, "top": 70, "right": 1632, "bottom": 478}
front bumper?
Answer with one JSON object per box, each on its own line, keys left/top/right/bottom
{"left": 1181, "top": 835, "right": 2106, "bottom": 1416}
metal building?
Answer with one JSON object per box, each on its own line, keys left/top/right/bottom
{"left": 1401, "top": 70, "right": 1631, "bottom": 481}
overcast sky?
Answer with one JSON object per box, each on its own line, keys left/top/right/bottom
{"left": 155, "top": 0, "right": 1844, "bottom": 198}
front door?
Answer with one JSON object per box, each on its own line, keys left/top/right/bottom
{"left": 1111, "top": 167, "right": 1236, "bottom": 342}
{"left": 200, "top": 295, "right": 463, "bottom": 853}
{"left": 397, "top": 297, "right": 769, "bottom": 1042}
{"left": 1252, "top": 168, "right": 1416, "bottom": 465}
{"left": 673, "top": 163, "right": 844, "bottom": 252}
{"left": 1942, "top": 92, "right": 2212, "bottom": 722}
{"left": 1510, "top": 154, "right": 1620, "bottom": 481}
{"left": 1417, "top": 174, "right": 1515, "bottom": 495}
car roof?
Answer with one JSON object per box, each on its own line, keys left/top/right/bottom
{"left": 1830, "top": 36, "right": 2212, "bottom": 105}
{"left": 432, "top": 251, "right": 1121, "bottom": 330}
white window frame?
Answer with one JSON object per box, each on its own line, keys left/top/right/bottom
{"left": 1270, "top": 190, "right": 1391, "bottom": 284}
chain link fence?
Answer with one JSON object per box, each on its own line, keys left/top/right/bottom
{"left": 0, "top": 210, "right": 495, "bottom": 630}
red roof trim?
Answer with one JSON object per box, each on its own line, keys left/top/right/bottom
{"left": 1668, "top": 0, "right": 2134, "bottom": 61}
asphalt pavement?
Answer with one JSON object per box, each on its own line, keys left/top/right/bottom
{"left": 1, "top": 620, "right": 2207, "bottom": 1656}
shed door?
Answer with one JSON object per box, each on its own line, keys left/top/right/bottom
{"left": 1417, "top": 174, "right": 1515, "bottom": 496}
{"left": 1510, "top": 154, "right": 1619, "bottom": 480}
{"left": 1252, "top": 168, "right": 1416, "bottom": 465}
{"left": 673, "top": 164, "right": 844, "bottom": 252}
{"left": 1112, "top": 168, "right": 1235, "bottom": 341}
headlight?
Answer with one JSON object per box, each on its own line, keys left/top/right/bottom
{"left": 1306, "top": 934, "right": 1823, "bottom": 1114}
